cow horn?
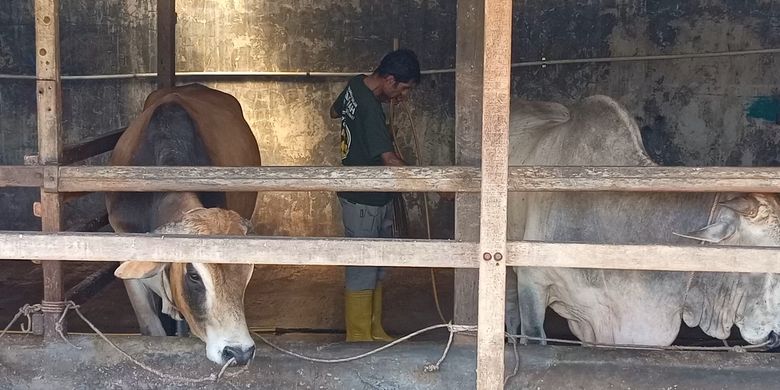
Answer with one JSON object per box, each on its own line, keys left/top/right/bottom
{"left": 673, "top": 221, "right": 737, "bottom": 244}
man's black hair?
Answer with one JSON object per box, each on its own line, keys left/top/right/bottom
{"left": 374, "top": 49, "right": 421, "bottom": 84}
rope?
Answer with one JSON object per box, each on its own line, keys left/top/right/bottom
{"left": 64, "top": 301, "right": 246, "bottom": 383}
{"left": 0, "top": 301, "right": 246, "bottom": 384}
{"left": 505, "top": 339, "right": 520, "bottom": 386}
{"left": 398, "top": 100, "right": 449, "bottom": 324}
{"left": 423, "top": 322, "right": 456, "bottom": 372}
{"left": 505, "top": 333, "right": 773, "bottom": 352}
{"left": 0, "top": 304, "right": 40, "bottom": 339}
{"left": 253, "top": 323, "right": 466, "bottom": 365}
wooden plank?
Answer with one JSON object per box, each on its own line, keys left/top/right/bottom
{"left": 454, "top": 0, "right": 484, "bottom": 334}
{"left": 35, "top": 0, "right": 65, "bottom": 341}
{"left": 47, "top": 165, "right": 780, "bottom": 193}
{"left": 0, "top": 166, "right": 44, "bottom": 187}
{"left": 56, "top": 166, "right": 480, "bottom": 192}
{"left": 3, "top": 232, "right": 780, "bottom": 273}
{"left": 505, "top": 241, "right": 780, "bottom": 273}
{"left": 0, "top": 232, "right": 479, "bottom": 268}
{"left": 476, "top": 0, "right": 512, "bottom": 387}
{"left": 157, "top": 0, "right": 176, "bottom": 89}
{"left": 61, "top": 127, "right": 126, "bottom": 165}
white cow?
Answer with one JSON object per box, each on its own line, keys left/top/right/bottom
{"left": 507, "top": 95, "right": 780, "bottom": 346}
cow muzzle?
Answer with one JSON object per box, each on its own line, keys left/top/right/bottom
{"left": 222, "top": 344, "right": 256, "bottom": 366}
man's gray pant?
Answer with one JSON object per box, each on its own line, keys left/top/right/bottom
{"left": 339, "top": 197, "right": 394, "bottom": 291}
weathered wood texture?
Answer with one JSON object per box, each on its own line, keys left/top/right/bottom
{"left": 4, "top": 232, "right": 780, "bottom": 274}
{"left": 476, "top": 0, "right": 512, "bottom": 387}
{"left": 0, "top": 232, "right": 477, "bottom": 268}
{"left": 454, "top": 0, "right": 485, "bottom": 332}
{"left": 34, "top": 0, "right": 65, "bottom": 340}
{"left": 61, "top": 127, "right": 126, "bottom": 165}
{"left": 5, "top": 165, "right": 780, "bottom": 192}
{"left": 0, "top": 167, "right": 44, "bottom": 187}
{"left": 156, "top": 0, "right": 176, "bottom": 89}
{"left": 50, "top": 166, "right": 780, "bottom": 192}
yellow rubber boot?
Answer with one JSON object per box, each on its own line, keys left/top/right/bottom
{"left": 345, "top": 289, "right": 373, "bottom": 342}
{"left": 371, "top": 283, "right": 395, "bottom": 342}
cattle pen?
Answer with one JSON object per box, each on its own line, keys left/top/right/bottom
{"left": 1, "top": 0, "right": 780, "bottom": 389}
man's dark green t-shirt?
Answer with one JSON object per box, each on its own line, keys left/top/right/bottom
{"left": 333, "top": 75, "right": 395, "bottom": 206}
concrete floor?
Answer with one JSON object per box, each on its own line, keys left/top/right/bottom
{"left": 1, "top": 334, "right": 779, "bottom": 389}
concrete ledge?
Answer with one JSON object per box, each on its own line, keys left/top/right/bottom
{"left": 0, "top": 334, "right": 778, "bottom": 389}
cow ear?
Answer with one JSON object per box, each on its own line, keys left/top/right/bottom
{"left": 114, "top": 261, "right": 166, "bottom": 279}
{"left": 719, "top": 195, "right": 759, "bottom": 217}
{"left": 674, "top": 221, "right": 737, "bottom": 243}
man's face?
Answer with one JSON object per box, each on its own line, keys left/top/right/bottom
{"left": 381, "top": 76, "right": 415, "bottom": 103}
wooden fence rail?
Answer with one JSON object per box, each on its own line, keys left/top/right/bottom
{"left": 3, "top": 165, "right": 780, "bottom": 192}
{"left": 3, "top": 231, "right": 780, "bottom": 274}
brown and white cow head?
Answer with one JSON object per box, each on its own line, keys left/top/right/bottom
{"left": 677, "top": 193, "right": 780, "bottom": 246}
{"left": 114, "top": 208, "right": 256, "bottom": 365}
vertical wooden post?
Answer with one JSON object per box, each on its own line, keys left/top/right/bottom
{"left": 454, "top": 0, "right": 484, "bottom": 334}
{"left": 476, "top": 0, "right": 512, "bottom": 387}
{"left": 157, "top": 0, "right": 176, "bottom": 89}
{"left": 34, "top": 0, "right": 65, "bottom": 340}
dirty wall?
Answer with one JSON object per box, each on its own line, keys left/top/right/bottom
{"left": 1, "top": 1, "right": 778, "bottom": 331}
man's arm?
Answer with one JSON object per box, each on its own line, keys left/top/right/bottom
{"left": 330, "top": 101, "right": 341, "bottom": 119}
{"left": 380, "top": 151, "right": 405, "bottom": 166}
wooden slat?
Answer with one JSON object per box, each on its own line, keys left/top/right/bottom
{"left": 0, "top": 232, "right": 478, "bottom": 268}
{"left": 454, "top": 0, "right": 484, "bottom": 334}
{"left": 0, "top": 166, "right": 43, "bottom": 187}
{"left": 56, "top": 166, "right": 480, "bottom": 192}
{"left": 508, "top": 166, "right": 780, "bottom": 192}
{"left": 34, "top": 0, "right": 65, "bottom": 340}
{"left": 4, "top": 232, "right": 780, "bottom": 274}
{"left": 157, "top": 0, "right": 176, "bottom": 89}
{"left": 46, "top": 165, "right": 780, "bottom": 193}
{"left": 477, "top": 0, "right": 512, "bottom": 387}
{"left": 61, "top": 127, "right": 126, "bottom": 165}
{"left": 507, "top": 241, "right": 780, "bottom": 273}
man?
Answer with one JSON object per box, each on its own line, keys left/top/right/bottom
{"left": 330, "top": 49, "right": 420, "bottom": 342}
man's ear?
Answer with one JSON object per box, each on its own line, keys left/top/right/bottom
{"left": 114, "top": 261, "right": 166, "bottom": 279}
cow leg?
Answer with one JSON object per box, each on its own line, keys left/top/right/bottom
{"left": 505, "top": 268, "right": 521, "bottom": 335}
{"left": 515, "top": 270, "right": 548, "bottom": 345}
{"left": 123, "top": 279, "right": 167, "bottom": 336}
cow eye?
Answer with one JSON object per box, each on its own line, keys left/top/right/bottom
{"left": 187, "top": 272, "right": 201, "bottom": 283}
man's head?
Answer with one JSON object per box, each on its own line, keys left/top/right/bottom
{"left": 373, "top": 49, "right": 421, "bottom": 102}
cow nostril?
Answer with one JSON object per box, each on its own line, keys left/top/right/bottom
{"left": 767, "top": 332, "right": 780, "bottom": 350}
{"left": 221, "top": 345, "right": 256, "bottom": 366}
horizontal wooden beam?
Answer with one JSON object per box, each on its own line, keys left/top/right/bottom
{"left": 61, "top": 127, "right": 126, "bottom": 166}
{"left": 3, "top": 231, "right": 780, "bottom": 274}
{"left": 507, "top": 241, "right": 780, "bottom": 273}
{"left": 54, "top": 165, "right": 780, "bottom": 193}
{"left": 0, "top": 232, "right": 478, "bottom": 268}
{"left": 0, "top": 166, "right": 43, "bottom": 187}
{"left": 4, "top": 165, "right": 780, "bottom": 193}
{"left": 54, "top": 166, "right": 477, "bottom": 192}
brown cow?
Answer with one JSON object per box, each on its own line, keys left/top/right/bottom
{"left": 106, "top": 83, "right": 260, "bottom": 365}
